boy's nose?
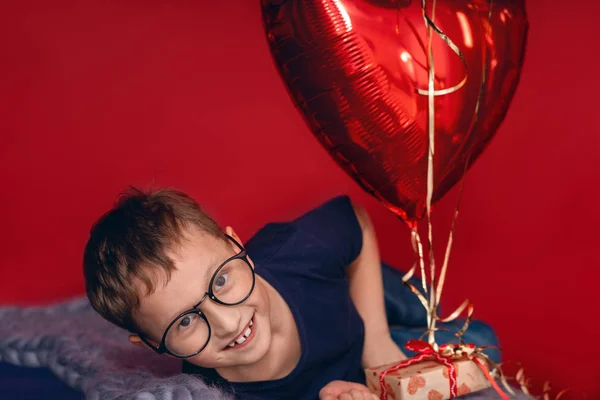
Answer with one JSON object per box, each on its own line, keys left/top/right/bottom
{"left": 202, "top": 302, "right": 242, "bottom": 339}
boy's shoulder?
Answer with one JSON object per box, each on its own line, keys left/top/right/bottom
{"left": 245, "top": 195, "right": 356, "bottom": 258}
{"left": 246, "top": 195, "right": 362, "bottom": 281}
{"left": 245, "top": 221, "right": 296, "bottom": 263}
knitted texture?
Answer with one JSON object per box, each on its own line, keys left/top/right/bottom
{"left": 0, "top": 297, "right": 231, "bottom": 400}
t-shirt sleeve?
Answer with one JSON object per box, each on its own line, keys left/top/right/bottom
{"left": 291, "top": 195, "right": 363, "bottom": 270}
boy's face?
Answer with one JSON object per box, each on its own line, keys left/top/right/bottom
{"left": 132, "top": 226, "right": 273, "bottom": 369}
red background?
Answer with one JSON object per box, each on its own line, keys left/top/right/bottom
{"left": 1, "top": 1, "right": 598, "bottom": 397}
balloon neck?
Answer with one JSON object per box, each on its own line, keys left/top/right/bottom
{"left": 405, "top": 219, "right": 418, "bottom": 230}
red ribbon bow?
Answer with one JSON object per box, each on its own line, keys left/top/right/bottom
{"left": 379, "top": 340, "right": 459, "bottom": 400}
{"left": 378, "top": 340, "right": 510, "bottom": 400}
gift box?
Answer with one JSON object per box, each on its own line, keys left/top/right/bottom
{"left": 365, "top": 356, "right": 492, "bottom": 400}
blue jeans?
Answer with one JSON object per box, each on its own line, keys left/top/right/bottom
{"left": 382, "top": 263, "right": 501, "bottom": 364}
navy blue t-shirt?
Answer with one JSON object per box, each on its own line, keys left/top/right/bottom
{"left": 183, "top": 196, "right": 366, "bottom": 399}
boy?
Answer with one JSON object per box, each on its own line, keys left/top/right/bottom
{"left": 83, "top": 188, "right": 499, "bottom": 400}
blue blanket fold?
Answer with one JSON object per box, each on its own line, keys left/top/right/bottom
{"left": 0, "top": 297, "right": 229, "bottom": 400}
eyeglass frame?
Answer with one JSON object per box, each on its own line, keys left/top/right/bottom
{"left": 138, "top": 234, "right": 256, "bottom": 358}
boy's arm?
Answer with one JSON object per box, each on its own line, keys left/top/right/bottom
{"left": 348, "top": 202, "right": 407, "bottom": 368}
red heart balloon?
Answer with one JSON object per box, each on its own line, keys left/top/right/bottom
{"left": 262, "top": 0, "right": 528, "bottom": 226}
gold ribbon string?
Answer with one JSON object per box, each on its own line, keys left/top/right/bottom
{"left": 423, "top": 0, "right": 440, "bottom": 349}
{"left": 436, "top": 0, "right": 494, "bottom": 320}
{"left": 412, "top": 227, "right": 429, "bottom": 300}
{"left": 402, "top": 0, "right": 497, "bottom": 348}
{"left": 415, "top": 1, "right": 468, "bottom": 96}
{"left": 434, "top": 148, "right": 472, "bottom": 312}
{"left": 470, "top": 350, "right": 515, "bottom": 396}
{"left": 397, "top": 4, "right": 516, "bottom": 393}
{"left": 444, "top": 343, "right": 516, "bottom": 397}
{"left": 398, "top": 9, "right": 509, "bottom": 398}
{"left": 400, "top": 260, "right": 430, "bottom": 314}
{"left": 514, "top": 365, "right": 532, "bottom": 395}
{"left": 542, "top": 382, "right": 573, "bottom": 400}
{"left": 508, "top": 364, "right": 575, "bottom": 400}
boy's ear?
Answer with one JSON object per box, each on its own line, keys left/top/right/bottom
{"left": 129, "top": 334, "right": 150, "bottom": 350}
{"left": 225, "top": 226, "right": 254, "bottom": 267}
{"left": 225, "top": 226, "right": 242, "bottom": 245}
{"left": 129, "top": 335, "right": 178, "bottom": 359}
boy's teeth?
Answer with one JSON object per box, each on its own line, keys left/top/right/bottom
{"left": 235, "top": 335, "right": 247, "bottom": 344}
{"left": 227, "top": 318, "right": 254, "bottom": 348}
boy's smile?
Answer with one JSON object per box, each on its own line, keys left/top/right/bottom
{"left": 223, "top": 313, "right": 255, "bottom": 350}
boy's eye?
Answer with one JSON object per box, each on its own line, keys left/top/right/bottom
{"left": 179, "top": 314, "right": 195, "bottom": 328}
{"left": 214, "top": 273, "right": 229, "bottom": 291}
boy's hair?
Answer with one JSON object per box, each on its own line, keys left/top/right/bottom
{"left": 83, "top": 187, "right": 224, "bottom": 334}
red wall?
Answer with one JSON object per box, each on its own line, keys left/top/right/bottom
{"left": 1, "top": 1, "right": 598, "bottom": 397}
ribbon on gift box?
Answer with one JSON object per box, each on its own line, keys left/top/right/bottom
{"left": 378, "top": 340, "right": 511, "bottom": 400}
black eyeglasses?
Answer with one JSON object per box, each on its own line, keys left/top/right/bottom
{"left": 139, "top": 234, "right": 255, "bottom": 358}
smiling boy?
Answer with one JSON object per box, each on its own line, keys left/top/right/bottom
{"left": 83, "top": 188, "right": 497, "bottom": 400}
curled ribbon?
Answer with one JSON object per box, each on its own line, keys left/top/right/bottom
{"left": 378, "top": 340, "right": 512, "bottom": 400}
{"left": 509, "top": 363, "right": 574, "bottom": 400}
